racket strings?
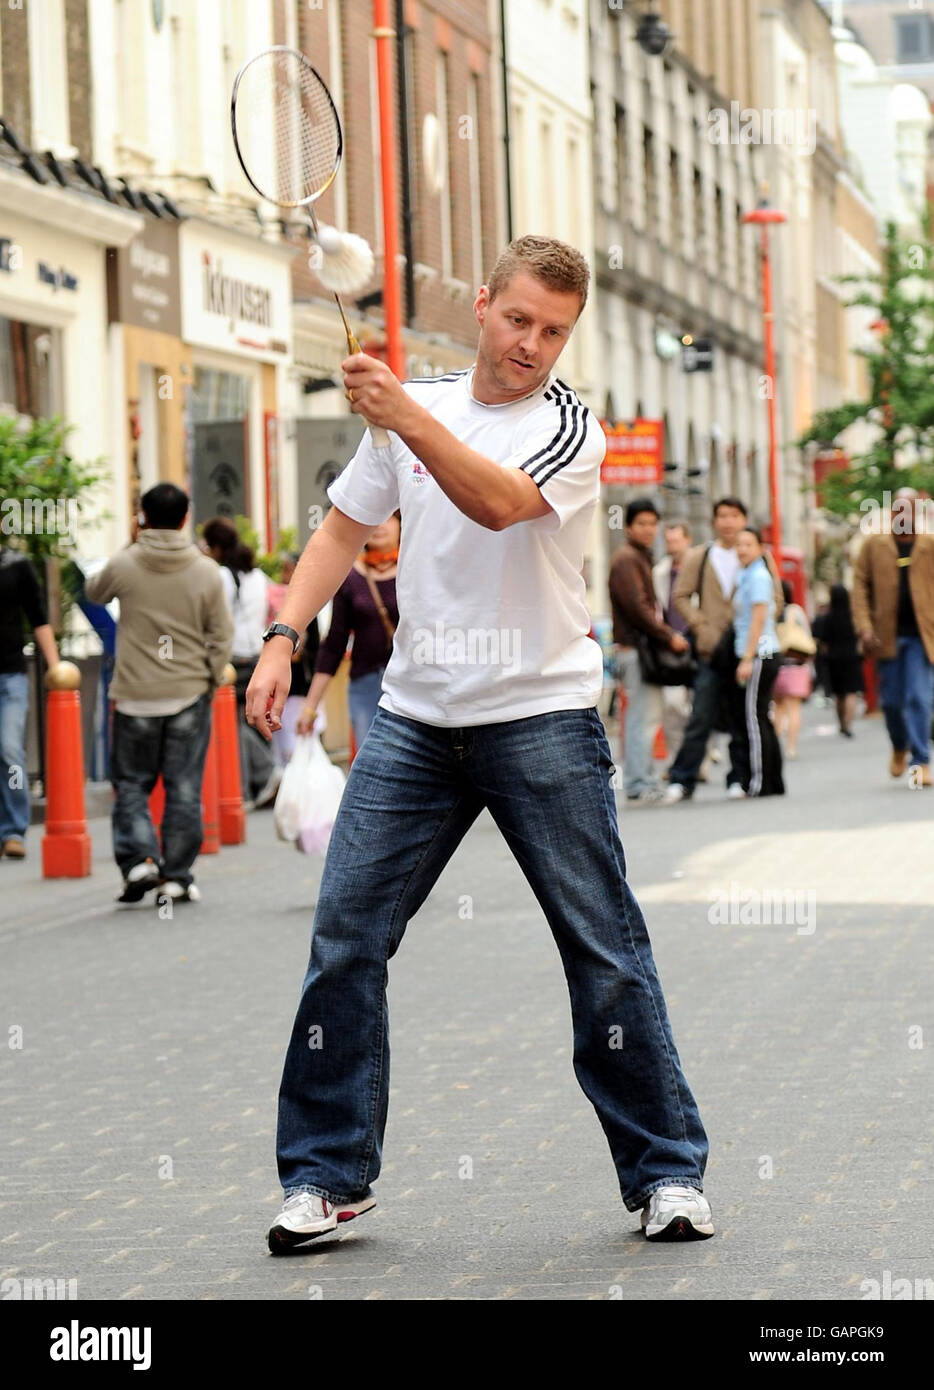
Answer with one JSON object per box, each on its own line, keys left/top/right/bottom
{"left": 235, "top": 50, "right": 340, "bottom": 207}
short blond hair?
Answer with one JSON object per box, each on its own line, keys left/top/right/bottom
{"left": 486, "top": 235, "right": 590, "bottom": 313}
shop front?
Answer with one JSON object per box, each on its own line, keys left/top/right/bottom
{"left": 179, "top": 220, "right": 293, "bottom": 547}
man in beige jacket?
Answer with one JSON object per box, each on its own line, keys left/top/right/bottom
{"left": 85, "top": 483, "right": 233, "bottom": 903}
{"left": 851, "top": 489, "right": 934, "bottom": 784}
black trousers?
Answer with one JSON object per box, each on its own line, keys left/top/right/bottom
{"left": 727, "top": 654, "right": 784, "bottom": 796}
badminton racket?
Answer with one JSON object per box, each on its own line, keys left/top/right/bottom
{"left": 231, "top": 46, "right": 391, "bottom": 449}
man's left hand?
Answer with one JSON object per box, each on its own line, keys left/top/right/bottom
{"left": 341, "top": 354, "right": 412, "bottom": 431}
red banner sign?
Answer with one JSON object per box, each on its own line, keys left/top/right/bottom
{"left": 600, "top": 418, "right": 664, "bottom": 486}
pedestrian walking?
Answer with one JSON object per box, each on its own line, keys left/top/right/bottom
{"left": 811, "top": 584, "right": 863, "bottom": 738}
{"left": 608, "top": 501, "right": 690, "bottom": 804}
{"left": 203, "top": 519, "right": 279, "bottom": 808}
{"left": 84, "top": 484, "right": 233, "bottom": 904}
{"left": 851, "top": 489, "right": 934, "bottom": 783}
{"left": 247, "top": 235, "right": 713, "bottom": 1249}
{"left": 0, "top": 543, "right": 60, "bottom": 860}
{"left": 653, "top": 520, "right": 695, "bottom": 773}
{"left": 729, "top": 527, "right": 784, "bottom": 798}
{"left": 664, "top": 497, "right": 784, "bottom": 801}
{"left": 296, "top": 513, "right": 400, "bottom": 751}
{"left": 772, "top": 580, "right": 814, "bottom": 759}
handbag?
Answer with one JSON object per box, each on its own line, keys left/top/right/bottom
{"left": 777, "top": 610, "right": 816, "bottom": 661}
{"left": 636, "top": 631, "right": 698, "bottom": 687}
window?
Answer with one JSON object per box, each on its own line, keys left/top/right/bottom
{"left": 435, "top": 52, "right": 453, "bottom": 277}
{"left": 668, "top": 149, "right": 681, "bottom": 253}
{"left": 895, "top": 14, "right": 934, "bottom": 63}
{"left": 0, "top": 318, "right": 60, "bottom": 420}
{"left": 28, "top": 0, "right": 70, "bottom": 152}
{"left": 615, "top": 105, "right": 627, "bottom": 213}
{"left": 467, "top": 74, "right": 483, "bottom": 288}
{"left": 643, "top": 126, "right": 656, "bottom": 230}
{"left": 540, "top": 118, "right": 555, "bottom": 233}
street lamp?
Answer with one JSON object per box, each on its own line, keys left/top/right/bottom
{"left": 636, "top": 10, "right": 672, "bottom": 56}
{"left": 741, "top": 187, "right": 787, "bottom": 562}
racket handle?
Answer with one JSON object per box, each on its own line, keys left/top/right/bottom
{"left": 367, "top": 422, "right": 391, "bottom": 451}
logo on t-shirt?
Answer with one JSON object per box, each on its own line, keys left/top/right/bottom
{"left": 411, "top": 459, "right": 429, "bottom": 486}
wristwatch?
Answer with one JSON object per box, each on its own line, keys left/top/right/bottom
{"left": 262, "top": 622, "right": 301, "bottom": 654}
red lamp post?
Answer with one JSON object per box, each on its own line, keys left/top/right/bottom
{"left": 372, "top": 0, "right": 405, "bottom": 380}
{"left": 741, "top": 193, "right": 787, "bottom": 562}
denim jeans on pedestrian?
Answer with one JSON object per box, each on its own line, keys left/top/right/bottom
{"left": 615, "top": 646, "right": 662, "bottom": 796}
{"left": 110, "top": 692, "right": 212, "bottom": 887}
{"left": 277, "top": 705, "right": 709, "bottom": 1213}
{"left": 0, "top": 672, "right": 30, "bottom": 842}
{"left": 878, "top": 635, "right": 934, "bottom": 766}
{"left": 348, "top": 666, "right": 386, "bottom": 750}
{"left": 668, "top": 659, "right": 744, "bottom": 792}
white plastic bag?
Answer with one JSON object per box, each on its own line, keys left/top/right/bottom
{"left": 287, "top": 733, "right": 346, "bottom": 850}
{"left": 273, "top": 736, "right": 312, "bottom": 842}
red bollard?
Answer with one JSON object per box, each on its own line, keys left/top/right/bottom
{"left": 214, "top": 672, "right": 246, "bottom": 844}
{"left": 200, "top": 720, "right": 221, "bottom": 854}
{"left": 42, "top": 663, "right": 92, "bottom": 878}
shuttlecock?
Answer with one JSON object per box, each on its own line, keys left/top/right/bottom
{"left": 312, "top": 225, "right": 375, "bottom": 295}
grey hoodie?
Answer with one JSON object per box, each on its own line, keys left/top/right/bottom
{"left": 85, "top": 529, "right": 233, "bottom": 703}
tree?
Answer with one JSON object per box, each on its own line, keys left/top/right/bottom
{"left": 0, "top": 414, "right": 106, "bottom": 631}
{"left": 798, "top": 211, "right": 934, "bottom": 518}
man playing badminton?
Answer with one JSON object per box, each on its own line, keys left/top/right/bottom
{"left": 248, "top": 235, "right": 714, "bottom": 1249}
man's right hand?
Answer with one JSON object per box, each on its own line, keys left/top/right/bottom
{"left": 860, "top": 628, "right": 879, "bottom": 652}
{"left": 669, "top": 632, "right": 690, "bottom": 653}
{"left": 245, "top": 642, "right": 293, "bottom": 740}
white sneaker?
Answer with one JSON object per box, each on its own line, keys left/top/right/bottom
{"left": 664, "top": 783, "right": 687, "bottom": 803}
{"left": 641, "top": 1185, "right": 715, "bottom": 1241}
{"left": 268, "top": 1191, "right": 376, "bottom": 1254}
{"left": 726, "top": 784, "right": 746, "bottom": 799}
{"left": 155, "top": 881, "right": 201, "bottom": 904}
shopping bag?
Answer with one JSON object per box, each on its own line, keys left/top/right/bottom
{"left": 294, "top": 733, "right": 347, "bottom": 857}
{"left": 273, "top": 736, "right": 312, "bottom": 842}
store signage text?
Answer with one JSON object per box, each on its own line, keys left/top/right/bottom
{"left": 38, "top": 261, "right": 79, "bottom": 292}
{"left": 202, "top": 252, "right": 272, "bottom": 331}
{"left": 600, "top": 418, "right": 664, "bottom": 486}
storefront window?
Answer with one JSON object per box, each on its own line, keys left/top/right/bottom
{"left": 187, "top": 365, "right": 251, "bottom": 525}
{"left": 0, "top": 317, "right": 61, "bottom": 419}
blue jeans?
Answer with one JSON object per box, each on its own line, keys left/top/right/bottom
{"left": 348, "top": 666, "right": 386, "bottom": 750}
{"left": 0, "top": 672, "right": 30, "bottom": 841}
{"left": 616, "top": 646, "right": 661, "bottom": 796}
{"left": 110, "top": 693, "right": 212, "bottom": 887}
{"left": 878, "top": 635, "right": 934, "bottom": 766}
{"left": 277, "top": 705, "right": 709, "bottom": 1212}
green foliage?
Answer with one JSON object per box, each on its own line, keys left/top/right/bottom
{"left": 797, "top": 211, "right": 934, "bottom": 518}
{"left": 0, "top": 414, "right": 107, "bottom": 631}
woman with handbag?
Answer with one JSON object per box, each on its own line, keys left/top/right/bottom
{"left": 297, "top": 513, "right": 400, "bottom": 753}
{"left": 729, "top": 528, "right": 784, "bottom": 797}
{"left": 772, "top": 580, "right": 816, "bottom": 759}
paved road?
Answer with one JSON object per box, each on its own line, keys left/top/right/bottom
{"left": 2, "top": 703, "right": 932, "bottom": 1300}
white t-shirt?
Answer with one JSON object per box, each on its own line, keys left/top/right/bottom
{"left": 326, "top": 365, "right": 607, "bottom": 727}
{"left": 708, "top": 542, "right": 740, "bottom": 599}
{"left": 219, "top": 565, "right": 269, "bottom": 660}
